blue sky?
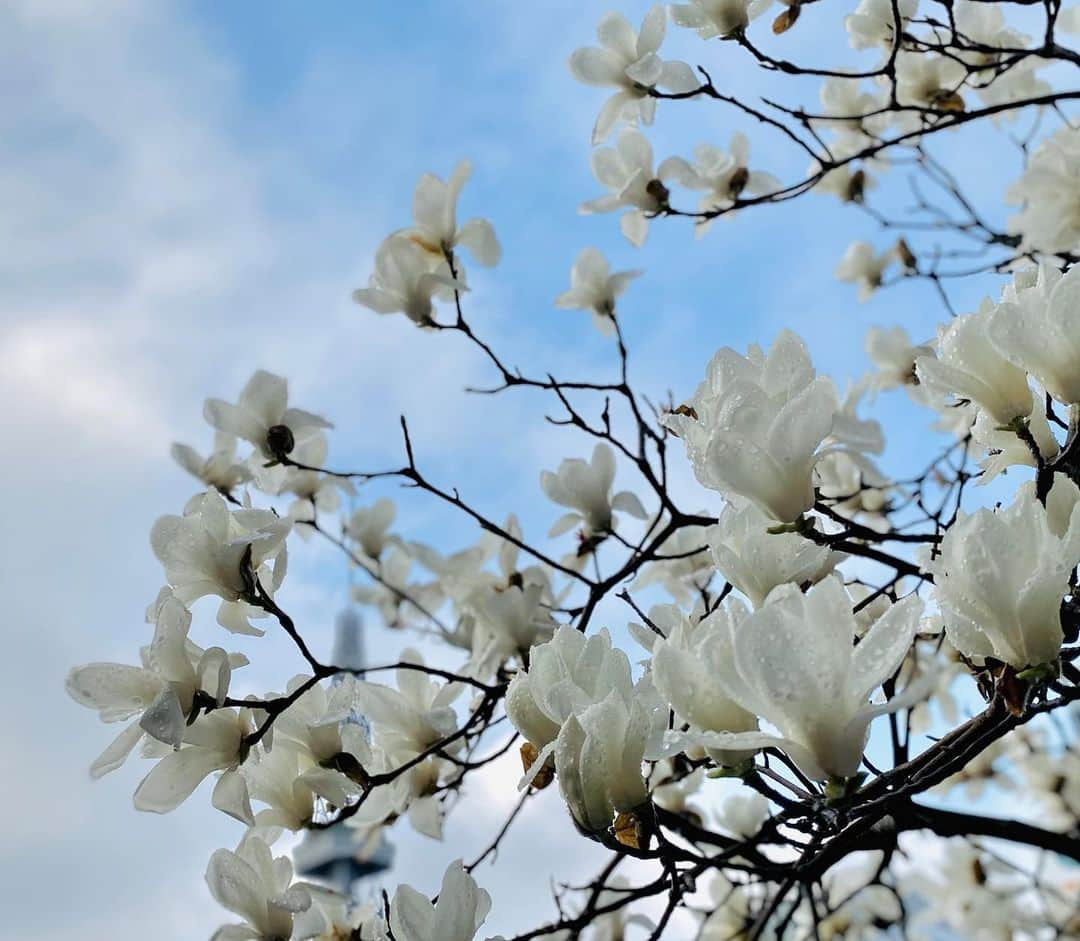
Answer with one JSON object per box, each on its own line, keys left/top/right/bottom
{"left": 0, "top": 1, "right": 1047, "bottom": 938}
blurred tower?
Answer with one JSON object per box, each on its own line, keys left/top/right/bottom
{"left": 293, "top": 606, "right": 395, "bottom": 896}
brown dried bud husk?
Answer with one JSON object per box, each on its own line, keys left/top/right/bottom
{"left": 266, "top": 423, "right": 295, "bottom": 461}
{"left": 772, "top": 4, "right": 800, "bottom": 34}
{"left": 645, "top": 178, "right": 670, "bottom": 207}
{"left": 613, "top": 809, "right": 653, "bottom": 851}
{"left": 932, "top": 90, "right": 965, "bottom": 112}
{"left": 728, "top": 166, "right": 750, "bottom": 199}
{"left": 520, "top": 742, "right": 554, "bottom": 790}
{"left": 323, "top": 751, "right": 370, "bottom": 789}
{"left": 896, "top": 237, "right": 917, "bottom": 270}
{"left": 847, "top": 169, "right": 866, "bottom": 204}
{"left": 998, "top": 666, "right": 1028, "bottom": 716}
{"left": 972, "top": 857, "right": 987, "bottom": 885}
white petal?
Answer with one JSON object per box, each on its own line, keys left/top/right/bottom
{"left": 390, "top": 884, "right": 437, "bottom": 941}
{"left": 849, "top": 595, "right": 922, "bottom": 704}
{"left": 213, "top": 770, "right": 255, "bottom": 826}
{"left": 625, "top": 52, "right": 663, "bottom": 87}
{"left": 659, "top": 60, "right": 699, "bottom": 94}
{"left": 620, "top": 210, "right": 649, "bottom": 247}
{"left": 455, "top": 218, "right": 501, "bottom": 267}
{"left": 139, "top": 686, "right": 187, "bottom": 748}
{"left": 592, "top": 91, "right": 633, "bottom": 145}
{"left": 612, "top": 490, "right": 648, "bottom": 519}
{"left": 636, "top": 5, "right": 667, "bottom": 56}
{"left": 597, "top": 11, "right": 638, "bottom": 60}
{"left": 89, "top": 722, "right": 145, "bottom": 779}
{"left": 133, "top": 746, "right": 226, "bottom": 813}
{"left": 206, "top": 848, "right": 270, "bottom": 928}
{"left": 568, "top": 46, "right": 626, "bottom": 86}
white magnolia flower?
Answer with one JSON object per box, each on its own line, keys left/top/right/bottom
{"left": 150, "top": 489, "right": 291, "bottom": 634}
{"left": 816, "top": 77, "right": 887, "bottom": 134}
{"left": 650, "top": 600, "right": 760, "bottom": 767}
{"left": 352, "top": 235, "right": 463, "bottom": 327}
{"left": 271, "top": 432, "right": 353, "bottom": 528}
{"left": 933, "top": 736, "right": 1013, "bottom": 801}
{"left": 671, "top": 0, "right": 771, "bottom": 40}
{"left": 1017, "top": 748, "right": 1080, "bottom": 831}
{"left": 403, "top": 544, "right": 502, "bottom": 646}
{"left": 470, "top": 582, "right": 555, "bottom": 674}
{"left": 954, "top": 1, "right": 1049, "bottom": 114}
{"left": 815, "top": 450, "right": 890, "bottom": 532}
{"left": 707, "top": 502, "right": 840, "bottom": 608}
{"left": 915, "top": 303, "right": 1034, "bottom": 424}
{"left": 830, "top": 380, "right": 886, "bottom": 457}
{"left": 835, "top": 241, "right": 894, "bottom": 302}
{"left": 555, "top": 691, "right": 651, "bottom": 832}
{"left": 902, "top": 840, "right": 1024, "bottom": 941}
{"left": 1006, "top": 125, "right": 1080, "bottom": 256}
{"left": 507, "top": 626, "right": 638, "bottom": 777}
{"left": 272, "top": 673, "right": 367, "bottom": 768}
{"left": 296, "top": 891, "right": 385, "bottom": 941}
{"left": 569, "top": 6, "right": 698, "bottom": 144}
{"left": 970, "top": 391, "right": 1059, "bottom": 483}
{"left": 346, "top": 498, "right": 398, "bottom": 560}
{"left": 661, "top": 133, "right": 780, "bottom": 236}
{"left": 865, "top": 325, "right": 932, "bottom": 391}
{"left": 401, "top": 160, "right": 500, "bottom": 267}
{"left": 663, "top": 330, "right": 846, "bottom": 522}
{"left": 813, "top": 852, "right": 902, "bottom": 939}
{"left": 845, "top": 0, "right": 917, "bottom": 51}
{"left": 488, "top": 514, "right": 560, "bottom": 604}
{"left": 554, "top": 247, "right": 642, "bottom": 336}
{"left": 628, "top": 600, "right": 703, "bottom": 653}
{"left": 715, "top": 791, "right": 770, "bottom": 841}
{"left": 660, "top": 579, "right": 925, "bottom": 781}
{"left": 910, "top": 381, "right": 977, "bottom": 439}
{"left": 580, "top": 129, "right": 682, "bottom": 246}
{"left": 347, "top": 746, "right": 453, "bottom": 840}
{"left": 171, "top": 431, "right": 252, "bottom": 493}
{"left": 351, "top": 549, "right": 444, "bottom": 629}
{"left": 244, "top": 740, "right": 356, "bottom": 831}
{"left": 813, "top": 162, "right": 876, "bottom": 203}
{"left": 206, "top": 832, "right": 314, "bottom": 941}
{"left": 541, "top": 443, "right": 647, "bottom": 541}
{"left": 631, "top": 522, "right": 713, "bottom": 605}
{"left": 134, "top": 706, "right": 252, "bottom": 814}
{"left": 67, "top": 594, "right": 245, "bottom": 774}
{"left": 926, "top": 476, "right": 1080, "bottom": 670}
{"left": 700, "top": 876, "right": 762, "bottom": 940}
{"left": 204, "top": 369, "right": 331, "bottom": 462}
{"left": 987, "top": 263, "right": 1080, "bottom": 405}
{"left": 389, "top": 860, "right": 491, "bottom": 941}
{"left": 585, "top": 878, "right": 655, "bottom": 941}
{"left": 648, "top": 758, "right": 703, "bottom": 814}
{"left": 893, "top": 50, "right": 967, "bottom": 110}
{"left": 353, "top": 649, "right": 462, "bottom": 756}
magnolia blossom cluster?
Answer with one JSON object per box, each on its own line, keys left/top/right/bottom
{"left": 70, "top": 300, "right": 1079, "bottom": 934}
{"left": 66, "top": 368, "right": 510, "bottom": 939}
{"left": 352, "top": 161, "right": 500, "bottom": 326}
{"left": 661, "top": 329, "right": 884, "bottom": 523}
{"left": 65, "top": 2, "right": 1080, "bottom": 938}
{"left": 566, "top": 1, "right": 1062, "bottom": 267}
{"left": 910, "top": 264, "right": 1080, "bottom": 484}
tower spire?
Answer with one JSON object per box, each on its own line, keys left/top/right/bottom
{"left": 293, "top": 603, "right": 395, "bottom": 897}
